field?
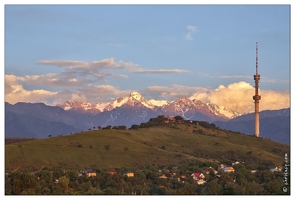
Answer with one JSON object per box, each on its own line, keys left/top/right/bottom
{"left": 5, "top": 122, "right": 289, "bottom": 172}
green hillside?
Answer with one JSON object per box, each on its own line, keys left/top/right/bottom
{"left": 5, "top": 119, "right": 289, "bottom": 172}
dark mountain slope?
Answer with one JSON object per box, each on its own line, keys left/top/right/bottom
{"left": 5, "top": 111, "right": 80, "bottom": 138}
{"left": 214, "top": 108, "right": 290, "bottom": 145}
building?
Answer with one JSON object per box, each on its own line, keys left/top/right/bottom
{"left": 159, "top": 174, "right": 168, "bottom": 179}
{"left": 107, "top": 169, "right": 117, "bottom": 175}
{"left": 218, "top": 164, "right": 235, "bottom": 173}
{"left": 196, "top": 179, "right": 206, "bottom": 185}
{"left": 270, "top": 167, "right": 282, "bottom": 172}
{"left": 124, "top": 171, "right": 134, "bottom": 177}
{"left": 84, "top": 169, "right": 96, "bottom": 177}
{"left": 191, "top": 172, "right": 205, "bottom": 181}
{"left": 223, "top": 167, "right": 235, "bottom": 173}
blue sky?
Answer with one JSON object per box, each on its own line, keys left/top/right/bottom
{"left": 4, "top": 4, "right": 291, "bottom": 113}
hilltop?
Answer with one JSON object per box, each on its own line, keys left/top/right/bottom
{"left": 5, "top": 116, "right": 289, "bottom": 172}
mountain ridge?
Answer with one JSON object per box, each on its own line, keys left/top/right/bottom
{"left": 4, "top": 92, "right": 290, "bottom": 145}
{"left": 56, "top": 91, "right": 240, "bottom": 120}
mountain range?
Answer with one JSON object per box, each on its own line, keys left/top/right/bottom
{"left": 5, "top": 91, "right": 290, "bottom": 145}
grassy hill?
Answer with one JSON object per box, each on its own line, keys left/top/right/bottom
{"left": 5, "top": 120, "right": 289, "bottom": 172}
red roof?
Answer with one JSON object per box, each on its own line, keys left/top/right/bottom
{"left": 107, "top": 169, "right": 117, "bottom": 174}
{"left": 192, "top": 172, "right": 201, "bottom": 178}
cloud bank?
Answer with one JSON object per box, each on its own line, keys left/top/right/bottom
{"left": 190, "top": 81, "right": 290, "bottom": 114}
{"left": 5, "top": 75, "right": 58, "bottom": 105}
{"left": 5, "top": 58, "right": 190, "bottom": 105}
{"left": 5, "top": 77, "right": 290, "bottom": 114}
{"left": 38, "top": 58, "right": 188, "bottom": 75}
{"left": 5, "top": 67, "right": 290, "bottom": 114}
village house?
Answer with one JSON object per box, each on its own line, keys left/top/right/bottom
{"left": 159, "top": 174, "right": 168, "bottom": 179}
{"left": 191, "top": 172, "right": 205, "bottom": 181}
{"left": 123, "top": 171, "right": 134, "bottom": 177}
{"left": 107, "top": 169, "right": 117, "bottom": 175}
{"left": 223, "top": 167, "right": 235, "bottom": 173}
{"left": 164, "top": 118, "right": 170, "bottom": 124}
{"left": 84, "top": 169, "right": 96, "bottom": 177}
{"left": 196, "top": 179, "right": 206, "bottom": 185}
{"left": 270, "top": 166, "right": 282, "bottom": 172}
{"left": 218, "top": 164, "right": 235, "bottom": 173}
{"left": 232, "top": 161, "right": 240, "bottom": 166}
{"left": 169, "top": 116, "right": 175, "bottom": 122}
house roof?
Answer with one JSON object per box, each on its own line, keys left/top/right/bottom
{"left": 223, "top": 167, "right": 234, "bottom": 170}
{"left": 84, "top": 169, "right": 94, "bottom": 173}
{"left": 107, "top": 169, "right": 117, "bottom": 173}
{"left": 123, "top": 171, "right": 134, "bottom": 174}
{"left": 192, "top": 172, "right": 201, "bottom": 177}
{"left": 159, "top": 174, "right": 168, "bottom": 179}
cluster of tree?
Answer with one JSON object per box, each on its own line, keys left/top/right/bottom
{"left": 5, "top": 161, "right": 289, "bottom": 195}
{"left": 127, "top": 115, "right": 219, "bottom": 131}
{"left": 84, "top": 115, "right": 220, "bottom": 132}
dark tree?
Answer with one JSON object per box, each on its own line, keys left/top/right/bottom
{"left": 130, "top": 124, "right": 139, "bottom": 130}
{"left": 105, "top": 145, "right": 110, "bottom": 150}
{"left": 174, "top": 116, "right": 184, "bottom": 121}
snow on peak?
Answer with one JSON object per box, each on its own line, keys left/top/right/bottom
{"left": 148, "top": 99, "right": 170, "bottom": 107}
{"left": 206, "top": 103, "right": 241, "bottom": 119}
{"left": 129, "top": 91, "right": 143, "bottom": 101}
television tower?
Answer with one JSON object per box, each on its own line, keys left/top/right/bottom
{"left": 253, "top": 42, "right": 261, "bottom": 137}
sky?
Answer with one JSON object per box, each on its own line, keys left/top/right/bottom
{"left": 4, "top": 3, "right": 291, "bottom": 114}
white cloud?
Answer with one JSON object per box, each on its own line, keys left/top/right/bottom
{"left": 5, "top": 75, "right": 58, "bottom": 105}
{"left": 5, "top": 57, "right": 189, "bottom": 105}
{"left": 51, "top": 85, "right": 132, "bottom": 105}
{"left": 185, "top": 25, "right": 198, "bottom": 40}
{"left": 5, "top": 75, "right": 290, "bottom": 115}
{"left": 5, "top": 74, "right": 131, "bottom": 105}
{"left": 190, "top": 81, "right": 290, "bottom": 114}
{"left": 39, "top": 58, "right": 187, "bottom": 74}
{"left": 38, "top": 58, "right": 138, "bottom": 71}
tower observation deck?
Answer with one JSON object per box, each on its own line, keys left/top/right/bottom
{"left": 253, "top": 42, "right": 261, "bottom": 137}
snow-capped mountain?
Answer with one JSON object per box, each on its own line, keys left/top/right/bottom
{"left": 148, "top": 99, "right": 169, "bottom": 107}
{"left": 56, "top": 100, "right": 105, "bottom": 114}
{"left": 206, "top": 103, "right": 241, "bottom": 119}
{"left": 104, "top": 91, "right": 156, "bottom": 111}
{"left": 160, "top": 97, "right": 230, "bottom": 122}
{"left": 57, "top": 92, "right": 239, "bottom": 122}
{"left": 58, "top": 91, "right": 171, "bottom": 113}
{"left": 5, "top": 96, "right": 290, "bottom": 145}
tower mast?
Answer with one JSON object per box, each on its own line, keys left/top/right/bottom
{"left": 253, "top": 42, "right": 261, "bottom": 137}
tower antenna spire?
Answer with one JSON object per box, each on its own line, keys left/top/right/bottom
{"left": 253, "top": 42, "right": 261, "bottom": 137}
{"left": 256, "top": 42, "right": 258, "bottom": 75}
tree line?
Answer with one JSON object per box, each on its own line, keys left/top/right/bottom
{"left": 5, "top": 161, "right": 289, "bottom": 195}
